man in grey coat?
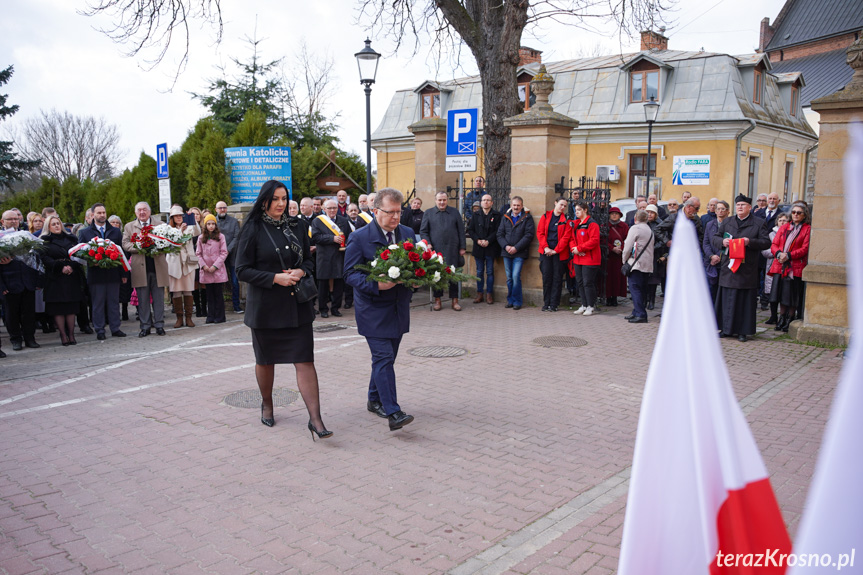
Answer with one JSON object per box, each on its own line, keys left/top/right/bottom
{"left": 420, "top": 191, "right": 466, "bottom": 311}
{"left": 215, "top": 201, "right": 243, "bottom": 312}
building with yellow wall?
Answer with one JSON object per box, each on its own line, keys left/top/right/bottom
{"left": 372, "top": 33, "right": 817, "bottom": 210}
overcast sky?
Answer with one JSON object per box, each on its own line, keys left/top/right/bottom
{"left": 1, "top": 0, "right": 786, "bottom": 175}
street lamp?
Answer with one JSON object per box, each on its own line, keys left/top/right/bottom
{"left": 355, "top": 38, "right": 381, "bottom": 196}
{"left": 643, "top": 96, "right": 660, "bottom": 197}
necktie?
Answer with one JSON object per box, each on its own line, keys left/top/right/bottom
{"left": 387, "top": 232, "right": 394, "bottom": 244}
{"left": 98, "top": 226, "right": 105, "bottom": 238}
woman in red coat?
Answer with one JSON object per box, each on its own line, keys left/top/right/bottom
{"left": 569, "top": 201, "right": 602, "bottom": 316}
{"left": 605, "top": 207, "right": 629, "bottom": 307}
{"left": 768, "top": 204, "right": 811, "bottom": 332}
{"left": 537, "top": 197, "right": 572, "bottom": 312}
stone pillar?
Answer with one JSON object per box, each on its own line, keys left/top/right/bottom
{"left": 790, "top": 39, "right": 863, "bottom": 345}
{"left": 501, "top": 66, "right": 579, "bottom": 305}
{"left": 227, "top": 203, "right": 254, "bottom": 304}
{"left": 408, "top": 118, "right": 450, "bottom": 207}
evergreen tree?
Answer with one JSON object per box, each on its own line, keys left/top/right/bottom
{"left": 0, "top": 66, "right": 41, "bottom": 190}
{"left": 230, "top": 108, "right": 272, "bottom": 147}
{"left": 186, "top": 118, "right": 230, "bottom": 210}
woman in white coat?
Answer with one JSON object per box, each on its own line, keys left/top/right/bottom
{"left": 166, "top": 205, "right": 200, "bottom": 328}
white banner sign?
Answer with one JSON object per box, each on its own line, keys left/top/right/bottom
{"left": 672, "top": 155, "right": 710, "bottom": 186}
{"left": 158, "top": 179, "right": 172, "bottom": 213}
{"left": 445, "top": 155, "right": 477, "bottom": 172}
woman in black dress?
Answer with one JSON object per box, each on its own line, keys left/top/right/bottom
{"left": 236, "top": 180, "right": 332, "bottom": 439}
{"left": 40, "top": 215, "right": 86, "bottom": 345}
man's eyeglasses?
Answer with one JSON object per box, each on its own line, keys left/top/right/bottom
{"left": 376, "top": 208, "right": 400, "bottom": 217}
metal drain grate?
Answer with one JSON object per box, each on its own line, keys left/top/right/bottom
{"left": 409, "top": 346, "right": 467, "bottom": 358}
{"left": 223, "top": 388, "right": 300, "bottom": 409}
{"left": 313, "top": 323, "right": 348, "bottom": 333}
{"left": 532, "top": 335, "right": 588, "bottom": 348}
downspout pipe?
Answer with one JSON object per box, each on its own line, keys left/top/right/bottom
{"left": 803, "top": 142, "right": 819, "bottom": 202}
{"left": 734, "top": 120, "right": 757, "bottom": 198}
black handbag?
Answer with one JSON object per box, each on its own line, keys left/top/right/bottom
{"left": 621, "top": 231, "right": 653, "bottom": 277}
{"left": 263, "top": 224, "right": 318, "bottom": 304}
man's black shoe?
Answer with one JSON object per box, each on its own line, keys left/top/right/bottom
{"left": 344, "top": 303, "right": 352, "bottom": 309}
{"left": 513, "top": 305, "right": 522, "bottom": 310}
{"left": 155, "top": 328, "right": 166, "bottom": 336}
{"left": 0, "top": 349, "right": 6, "bottom": 358}
{"left": 24, "top": 340, "right": 40, "bottom": 348}
{"left": 541, "top": 306, "right": 548, "bottom": 311}
{"left": 549, "top": 307, "right": 558, "bottom": 312}
{"left": 738, "top": 335, "right": 748, "bottom": 342}
{"left": 331, "top": 310, "right": 342, "bottom": 317}
{"left": 112, "top": 331, "right": 127, "bottom": 337}
{"left": 12, "top": 341, "right": 23, "bottom": 351}
{"left": 718, "top": 332, "right": 727, "bottom": 338}
{"left": 624, "top": 314, "right": 635, "bottom": 320}
{"left": 321, "top": 311, "right": 329, "bottom": 318}
{"left": 504, "top": 303, "right": 514, "bottom": 308}
{"left": 367, "top": 400, "right": 387, "bottom": 418}
{"left": 138, "top": 329, "right": 150, "bottom": 338}
{"left": 388, "top": 411, "right": 414, "bottom": 431}
{"left": 97, "top": 333, "right": 106, "bottom": 340}
{"left": 628, "top": 317, "right": 648, "bottom": 324}
{"left": 80, "top": 326, "right": 94, "bottom": 335}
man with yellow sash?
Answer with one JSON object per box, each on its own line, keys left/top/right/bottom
{"left": 311, "top": 199, "right": 352, "bottom": 318}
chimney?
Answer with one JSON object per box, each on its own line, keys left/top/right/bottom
{"left": 640, "top": 28, "right": 668, "bottom": 51}
{"left": 518, "top": 46, "right": 542, "bottom": 66}
{"left": 758, "top": 17, "right": 775, "bottom": 53}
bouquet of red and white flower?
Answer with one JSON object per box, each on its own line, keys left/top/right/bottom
{"left": 130, "top": 223, "right": 191, "bottom": 256}
{"left": 68, "top": 238, "right": 130, "bottom": 271}
{"left": 354, "top": 239, "right": 476, "bottom": 289}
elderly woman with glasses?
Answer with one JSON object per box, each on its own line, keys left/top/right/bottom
{"left": 767, "top": 205, "right": 811, "bottom": 332}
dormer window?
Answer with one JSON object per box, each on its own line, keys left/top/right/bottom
{"left": 421, "top": 86, "right": 440, "bottom": 119}
{"left": 517, "top": 71, "right": 536, "bottom": 111}
{"left": 753, "top": 69, "right": 763, "bottom": 105}
{"left": 630, "top": 61, "right": 659, "bottom": 103}
{"left": 791, "top": 84, "right": 799, "bottom": 116}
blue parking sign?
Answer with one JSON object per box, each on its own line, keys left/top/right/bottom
{"left": 156, "top": 143, "right": 169, "bottom": 179}
{"left": 446, "top": 108, "right": 478, "bottom": 156}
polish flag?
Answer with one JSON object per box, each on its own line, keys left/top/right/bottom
{"left": 788, "top": 124, "right": 863, "bottom": 573}
{"left": 618, "top": 215, "right": 791, "bottom": 575}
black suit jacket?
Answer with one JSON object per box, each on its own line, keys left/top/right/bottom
{"left": 78, "top": 222, "right": 124, "bottom": 284}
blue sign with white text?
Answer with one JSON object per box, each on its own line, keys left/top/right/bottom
{"left": 156, "top": 143, "right": 169, "bottom": 179}
{"left": 447, "top": 108, "right": 478, "bottom": 156}
{"left": 224, "top": 147, "right": 292, "bottom": 203}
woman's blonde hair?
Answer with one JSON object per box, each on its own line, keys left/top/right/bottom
{"left": 43, "top": 214, "right": 64, "bottom": 235}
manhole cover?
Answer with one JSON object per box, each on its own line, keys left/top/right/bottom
{"left": 313, "top": 323, "right": 348, "bottom": 333}
{"left": 409, "top": 346, "right": 467, "bottom": 358}
{"left": 223, "top": 388, "right": 300, "bottom": 409}
{"left": 532, "top": 335, "right": 588, "bottom": 348}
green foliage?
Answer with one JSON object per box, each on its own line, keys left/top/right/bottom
{"left": 0, "top": 65, "right": 41, "bottom": 189}
{"left": 102, "top": 152, "right": 159, "bottom": 223}
{"left": 186, "top": 118, "right": 230, "bottom": 210}
{"left": 229, "top": 108, "right": 272, "bottom": 147}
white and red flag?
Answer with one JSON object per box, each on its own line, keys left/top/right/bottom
{"left": 618, "top": 215, "right": 791, "bottom": 575}
{"left": 788, "top": 123, "right": 863, "bottom": 573}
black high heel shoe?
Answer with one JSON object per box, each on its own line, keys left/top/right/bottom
{"left": 308, "top": 420, "right": 333, "bottom": 441}
{"left": 260, "top": 402, "right": 274, "bottom": 427}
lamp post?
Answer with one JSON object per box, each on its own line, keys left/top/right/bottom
{"left": 355, "top": 38, "right": 381, "bottom": 196}
{"left": 643, "top": 96, "right": 660, "bottom": 197}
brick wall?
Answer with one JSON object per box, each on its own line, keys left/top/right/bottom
{"left": 768, "top": 32, "right": 858, "bottom": 61}
{"left": 640, "top": 30, "right": 668, "bottom": 51}
{"left": 518, "top": 47, "right": 542, "bottom": 66}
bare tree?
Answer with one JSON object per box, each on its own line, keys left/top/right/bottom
{"left": 279, "top": 42, "right": 340, "bottom": 149}
{"left": 19, "top": 110, "right": 123, "bottom": 183}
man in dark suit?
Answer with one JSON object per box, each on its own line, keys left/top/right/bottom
{"left": 78, "top": 203, "right": 126, "bottom": 339}
{"left": 753, "top": 191, "right": 781, "bottom": 308}
{"left": 311, "top": 199, "right": 351, "bottom": 318}
{"left": 343, "top": 203, "right": 366, "bottom": 310}
{"left": 0, "top": 210, "right": 41, "bottom": 351}
{"left": 344, "top": 188, "right": 415, "bottom": 431}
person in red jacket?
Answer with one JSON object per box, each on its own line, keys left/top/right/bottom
{"left": 537, "top": 197, "right": 572, "bottom": 312}
{"left": 569, "top": 201, "right": 602, "bottom": 316}
{"left": 768, "top": 203, "right": 811, "bottom": 332}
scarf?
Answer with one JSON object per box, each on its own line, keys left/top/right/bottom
{"left": 261, "top": 211, "right": 303, "bottom": 261}
{"left": 781, "top": 223, "right": 802, "bottom": 278}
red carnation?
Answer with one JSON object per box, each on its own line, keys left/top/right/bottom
{"left": 97, "top": 247, "right": 105, "bottom": 254}
{"left": 94, "top": 253, "right": 103, "bottom": 260}
{"left": 109, "top": 253, "right": 118, "bottom": 260}
{"left": 414, "top": 268, "right": 426, "bottom": 277}
{"left": 445, "top": 267, "right": 452, "bottom": 274}
{"left": 381, "top": 250, "right": 390, "bottom": 260}
{"left": 408, "top": 251, "right": 420, "bottom": 262}
{"left": 88, "top": 250, "right": 96, "bottom": 256}
{"left": 421, "top": 250, "right": 432, "bottom": 261}
{"left": 403, "top": 241, "right": 414, "bottom": 251}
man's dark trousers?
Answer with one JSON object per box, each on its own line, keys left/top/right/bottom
{"left": 4, "top": 291, "right": 36, "bottom": 344}
{"left": 227, "top": 263, "right": 241, "bottom": 311}
{"left": 318, "top": 279, "right": 344, "bottom": 313}
{"left": 628, "top": 270, "right": 649, "bottom": 319}
{"left": 367, "top": 336, "right": 402, "bottom": 416}
{"left": 91, "top": 282, "right": 121, "bottom": 335}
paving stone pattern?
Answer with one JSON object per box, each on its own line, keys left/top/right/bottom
{"left": 0, "top": 297, "right": 843, "bottom": 574}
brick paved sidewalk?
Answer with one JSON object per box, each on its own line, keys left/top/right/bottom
{"left": 0, "top": 297, "right": 843, "bottom": 574}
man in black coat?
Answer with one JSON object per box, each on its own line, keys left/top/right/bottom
{"left": 344, "top": 203, "right": 367, "bottom": 309}
{"left": 711, "top": 194, "right": 771, "bottom": 342}
{"left": 0, "top": 210, "right": 41, "bottom": 351}
{"left": 215, "top": 201, "right": 243, "bottom": 313}
{"left": 466, "top": 193, "right": 501, "bottom": 304}
{"left": 78, "top": 203, "right": 127, "bottom": 339}
{"left": 753, "top": 192, "right": 782, "bottom": 309}
{"left": 311, "top": 199, "right": 352, "bottom": 318}
{"left": 420, "top": 191, "right": 466, "bottom": 311}
{"left": 496, "top": 196, "right": 535, "bottom": 310}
